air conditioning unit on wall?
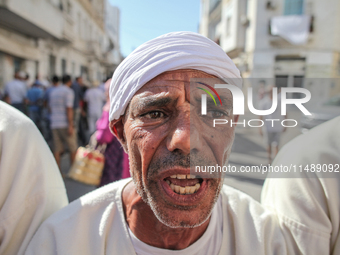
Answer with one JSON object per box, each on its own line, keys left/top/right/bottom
{"left": 266, "top": 1, "right": 277, "bottom": 10}
{"left": 240, "top": 15, "right": 250, "bottom": 26}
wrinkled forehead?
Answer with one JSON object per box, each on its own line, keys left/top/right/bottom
{"left": 131, "top": 69, "right": 225, "bottom": 101}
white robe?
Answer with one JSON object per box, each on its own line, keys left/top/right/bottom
{"left": 26, "top": 178, "right": 288, "bottom": 255}
{"left": 0, "top": 102, "right": 68, "bottom": 255}
{"left": 262, "top": 116, "right": 340, "bottom": 254}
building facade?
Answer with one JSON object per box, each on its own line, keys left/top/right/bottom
{"left": 0, "top": 0, "right": 121, "bottom": 88}
{"left": 199, "top": 0, "right": 340, "bottom": 101}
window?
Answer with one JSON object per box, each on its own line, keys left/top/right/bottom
{"left": 226, "top": 16, "right": 231, "bottom": 37}
{"left": 89, "top": 25, "right": 92, "bottom": 41}
{"left": 13, "top": 58, "right": 23, "bottom": 73}
{"left": 83, "top": 19, "right": 87, "bottom": 39}
{"left": 59, "top": 0, "right": 63, "bottom": 11}
{"left": 78, "top": 13, "right": 81, "bottom": 36}
{"left": 80, "top": 66, "right": 88, "bottom": 81}
{"left": 61, "top": 59, "right": 67, "bottom": 76}
{"left": 72, "top": 62, "right": 75, "bottom": 78}
{"left": 35, "top": 61, "right": 39, "bottom": 78}
{"left": 209, "top": 0, "right": 221, "bottom": 12}
{"left": 49, "top": 55, "right": 56, "bottom": 77}
{"left": 284, "top": 0, "right": 304, "bottom": 15}
{"left": 66, "top": 1, "right": 72, "bottom": 14}
{"left": 275, "top": 75, "right": 289, "bottom": 88}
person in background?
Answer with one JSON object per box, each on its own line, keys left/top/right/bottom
{"left": 49, "top": 74, "right": 77, "bottom": 173}
{"left": 27, "top": 82, "right": 44, "bottom": 130}
{"left": 24, "top": 73, "right": 30, "bottom": 89}
{"left": 34, "top": 74, "right": 43, "bottom": 87}
{"left": 44, "top": 76, "right": 59, "bottom": 106}
{"left": 77, "top": 77, "right": 88, "bottom": 146}
{"left": 262, "top": 116, "right": 340, "bottom": 254}
{"left": 42, "top": 75, "right": 59, "bottom": 142}
{"left": 71, "top": 77, "right": 83, "bottom": 138}
{"left": 95, "top": 79, "right": 130, "bottom": 187}
{"left": 260, "top": 86, "right": 285, "bottom": 163}
{"left": 3, "top": 71, "right": 27, "bottom": 113}
{"left": 98, "top": 78, "right": 107, "bottom": 92}
{"left": 35, "top": 74, "right": 50, "bottom": 89}
{"left": 256, "top": 80, "right": 266, "bottom": 109}
{"left": 0, "top": 88, "right": 4, "bottom": 101}
{"left": 84, "top": 80, "right": 106, "bottom": 140}
{"left": 0, "top": 101, "right": 68, "bottom": 255}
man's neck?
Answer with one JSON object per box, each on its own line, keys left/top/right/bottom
{"left": 122, "top": 181, "right": 210, "bottom": 250}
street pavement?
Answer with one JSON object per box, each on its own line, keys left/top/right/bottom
{"left": 61, "top": 108, "right": 303, "bottom": 202}
{"left": 60, "top": 154, "right": 97, "bottom": 202}
{"left": 224, "top": 108, "right": 302, "bottom": 201}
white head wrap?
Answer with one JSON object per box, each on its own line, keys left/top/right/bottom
{"left": 109, "top": 31, "right": 241, "bottom": 121}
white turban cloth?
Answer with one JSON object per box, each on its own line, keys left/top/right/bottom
{"left": 109, "top": 31, "right": 242, "bottom": 121}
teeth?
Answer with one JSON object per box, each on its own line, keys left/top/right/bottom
{"left": 175, "top": 185, "right": 180, "bottom": 193}
{"left": 177, "top": 174, "right": 186, "bottom": 179}
{"left": 180, "top": 187, "right": 186, "bottom": 194}
{"left": 195, "top": 183, "right": 200, "bottom": 190}
{"left": 170, "top": 174, "right": 196, "bottom": 179}
{"left": 167, "top": 173, "right": 202, "bottom": 195}
{"left": 168, "top": 181, "right": 201, "bottom": 195}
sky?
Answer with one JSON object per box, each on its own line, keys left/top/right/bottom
{"left": 108, "top": 0, "right": 201, "bottom": 58}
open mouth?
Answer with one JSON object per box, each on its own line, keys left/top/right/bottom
{"left": 163, "top": 174, "right": 203, "bottom": 195}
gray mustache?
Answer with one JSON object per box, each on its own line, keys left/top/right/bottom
{"left": 147, "top": 150, "right": 215, "bottom": 178}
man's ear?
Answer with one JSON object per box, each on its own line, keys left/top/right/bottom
{"left": 110, "top": 117, "right": 128, "bottom": 153}
{"left": 234, "top": 115, "right": 239, "bottom": 123}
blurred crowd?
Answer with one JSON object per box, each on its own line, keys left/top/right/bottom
{"left": 0, "top": 71, "right": 128, "bottom": 186}
{"left": 0, "top": 71, "right": 107, "bottom": 144}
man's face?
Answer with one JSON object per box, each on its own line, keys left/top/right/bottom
{"left": 118, "top": 69, "right": 237, "bottom": 228}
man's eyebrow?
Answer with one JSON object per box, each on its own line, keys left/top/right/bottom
{"left": 194, "top": 96, "right": 233, "bottom": 108}
{"left": 134, "top": 96, "right": 174, "bottom": 111}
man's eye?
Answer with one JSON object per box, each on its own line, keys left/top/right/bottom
{"left": 143, "top": 111, "right": 165, "bottom": 119}
{"left": 207, "top": 110, "right": 228, "bottom": 118}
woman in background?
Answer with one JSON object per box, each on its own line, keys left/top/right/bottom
{"left": 95, "top": 79, "right": 130, "bottom": 187}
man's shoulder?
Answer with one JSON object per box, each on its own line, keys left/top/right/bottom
{"left": 274, "top": 116, "right": 340, "bottom": 165}
{"left": 5, "top": 79, "right": 17, "bottom": 85}
{"left": 53, "top": 86, "right": 74, "bottom": 97}
{"left": 71, "top": 82, "right": 79, "bottom": 88}
{"left": 64, "top": 86, "right": 75, "bottom": 96}
{"left": 85, "top": 88, "right": 94, "bottom": 94}
{"left": 220, "top": 184, "right": 271, "bottom": 218}
{"left": 25, "top": 179, "right": 133, "bottom": 254}
{"left": 0, "top": 101, "right": 33, "bottom": 130}
{"left": 50, "top": 85, "right": 62, "bottom": 93}
{"left": 4, "top": 81, "right": 12, "bottom": 87}
{"left": 221, "top": 184, "right": 260, "bottom": 206}
{"left": 79, "top": 178, "right": 131, "bottom": 207}
{"left": 41, "top": 178, "right": 131, "bottom": 227}
{"left": 64, "top": 85, "right": 73, "bottom": 92}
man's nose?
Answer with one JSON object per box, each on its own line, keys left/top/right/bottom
{"left": 166, "top": 110, "right": 190, "bottom": 155}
